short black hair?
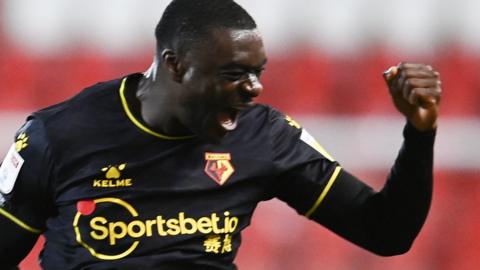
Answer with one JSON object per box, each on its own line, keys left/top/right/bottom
{"left": 155, "top": 0, "right": 257, "bottom": 56}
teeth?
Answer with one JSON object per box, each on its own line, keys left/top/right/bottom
{"left": 221, "top": 118, "right": 237, "bottom": 130}
{"left": 218, "top": 109, "right": 238, "bottom": 131}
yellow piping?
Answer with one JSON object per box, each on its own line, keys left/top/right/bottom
{"left": 0, "top": 207, "right": 42, "bottom": 234}
{"left": 119, "top": 78, "right": 195, "bottom": 140}
{"left": 305, "top": 166, "right": 342, "bottom": 218}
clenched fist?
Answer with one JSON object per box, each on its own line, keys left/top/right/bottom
{"left": 384, "top": 63, "right": 442, "bottom": 131}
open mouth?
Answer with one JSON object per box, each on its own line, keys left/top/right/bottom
{"left": 216, "top": 102, "right": 254, "bottom": 132}
{"left": 217, "top": 108, "right": 239, "bottom": 131}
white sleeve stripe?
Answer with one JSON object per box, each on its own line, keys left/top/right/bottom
{"left": 300, "top": 129, "right": 335, "bottom": 162}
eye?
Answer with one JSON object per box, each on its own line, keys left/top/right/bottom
{"left": 219, "top": 67, "right": 265, "bottom": 82}
{"left": 220, "top": 71, "right": 246, "bottom": 82}
{"left": 254, "top": 68, "right": 265, "bottom": 78}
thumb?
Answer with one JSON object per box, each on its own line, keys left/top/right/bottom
{"left": 383, "top": 66, "right": 399, "bottom": 85}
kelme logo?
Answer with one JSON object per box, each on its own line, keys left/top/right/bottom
{"left": 204, "top": 153, "right": 234, "bottom": 185}
{"left": 73, "top": 198, "right": 239, "bottom": 260}
{"left": 93, "top": 164, "right": 133, "bottom": 188}
{"left": 102, "top": 164, "right": 126, "bottom": 179}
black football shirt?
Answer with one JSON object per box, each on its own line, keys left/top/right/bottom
{"left": 0, "top": 74, "right": 341, "bottom": 269}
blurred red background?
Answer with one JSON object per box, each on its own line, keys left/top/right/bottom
{"left": 1, "top": 0, "right": 478, "bottom": 269}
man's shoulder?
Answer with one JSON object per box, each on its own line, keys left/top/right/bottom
{"left": 32, "top": 76, "right": 125, "bottom": 123}
{"left": 242, "top": 104, "right": 282, "bottom": 120}
{"left": 27, "top": 75, "right": 133, "bottom": 149}
{"left": 241, "top": 104, "right": 289, "bottom": 128}
{"left": 238, "top": 104, "right": 305, "bottom": 143}
{"left": 232, "top": 104, "right": 291, "bottom": 142}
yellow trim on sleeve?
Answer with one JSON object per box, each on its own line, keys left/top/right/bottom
{"left": 0, "top": 207, "right": 42, "bottom": 234}
{"left": 305, "top": 166, "right": 342, "bottom": 218}
{"left": 118, "top": 77, "right": 195, "bottom": 140}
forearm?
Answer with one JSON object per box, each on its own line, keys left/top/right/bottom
{"left": 378, "top": 121, "right": 435, "bottom": 246}
{"left": 311, "top": 122, "right": 435, "bottom": 256}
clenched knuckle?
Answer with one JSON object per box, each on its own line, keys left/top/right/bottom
{"left": 404, "top": 79, "right": 412, "bottom": 88}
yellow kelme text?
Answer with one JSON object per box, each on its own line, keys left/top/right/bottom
{"left": 92, "top": 179, "right": 132, "bottom": 188}
{"left": 89, "top": 212, "right": 239, "bottom": 245}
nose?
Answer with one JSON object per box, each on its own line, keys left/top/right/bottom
{"left": 241, "top": 73, "right": 263, "bottom": 98}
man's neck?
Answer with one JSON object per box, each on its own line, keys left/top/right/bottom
{"left": 134, "top": 71, "right": 192, "bottom": 137}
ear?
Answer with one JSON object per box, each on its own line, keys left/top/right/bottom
{"left": 161, "top": 49, "right": 184, "bottom": 83}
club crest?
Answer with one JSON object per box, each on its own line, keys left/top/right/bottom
{"left": 204, "top": 153, "right": 235, "bottom": 185}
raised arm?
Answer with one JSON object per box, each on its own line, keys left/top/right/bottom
{"left": 272, "top": 63, "right": 441, "bottom": 256}
{"left": 311, "top": 63, "right": 440, "bottom": 255}
{"left": 311, "top": 121, "right": 435, "bottom": 255}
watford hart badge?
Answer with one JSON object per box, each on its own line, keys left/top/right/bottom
{"left": 204, "top": 153, "right": 235, "bottom": 185}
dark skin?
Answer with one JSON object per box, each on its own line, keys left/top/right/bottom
{"left": 136, "top": 28, "right": 267, "bottom": 142}
{"left": 136, "top": 29, "right": 441, "bottom": 142}
{"left": 384, "top": 63, "right": 442, "bottom": 131}
{"left": 0, "top": 28, "right": 442, "bottom": 267}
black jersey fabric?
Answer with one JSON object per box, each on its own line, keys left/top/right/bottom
{"left": 0, "top": 74, "right": 348, "bottom": 269}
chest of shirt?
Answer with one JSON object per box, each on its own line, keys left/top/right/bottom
{"left": 52, "top": 136, "right": 274, "bottom": 212}
{"left": 44, "top": 137, "right": 273, "bottom": 261}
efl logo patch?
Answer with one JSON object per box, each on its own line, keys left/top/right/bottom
{"left": 0, "top": 144, "right": 25, "bottom": 194}
{"left": 204, "top": 153, "right": 234, "bottom": 185}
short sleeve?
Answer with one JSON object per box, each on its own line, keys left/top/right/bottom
{"left": 0, "top": 118, "right": 54, "bottom": 234}
{"left": 269, "top": 109, "right": 342, "bottom": 218}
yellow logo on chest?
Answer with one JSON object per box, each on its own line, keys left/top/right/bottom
{"left": 93, "top": 164, "right": 133, "bottom": 188}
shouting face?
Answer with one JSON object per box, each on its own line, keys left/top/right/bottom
{"left": 174, "top": 28, "right": 267, "bottom": 142}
